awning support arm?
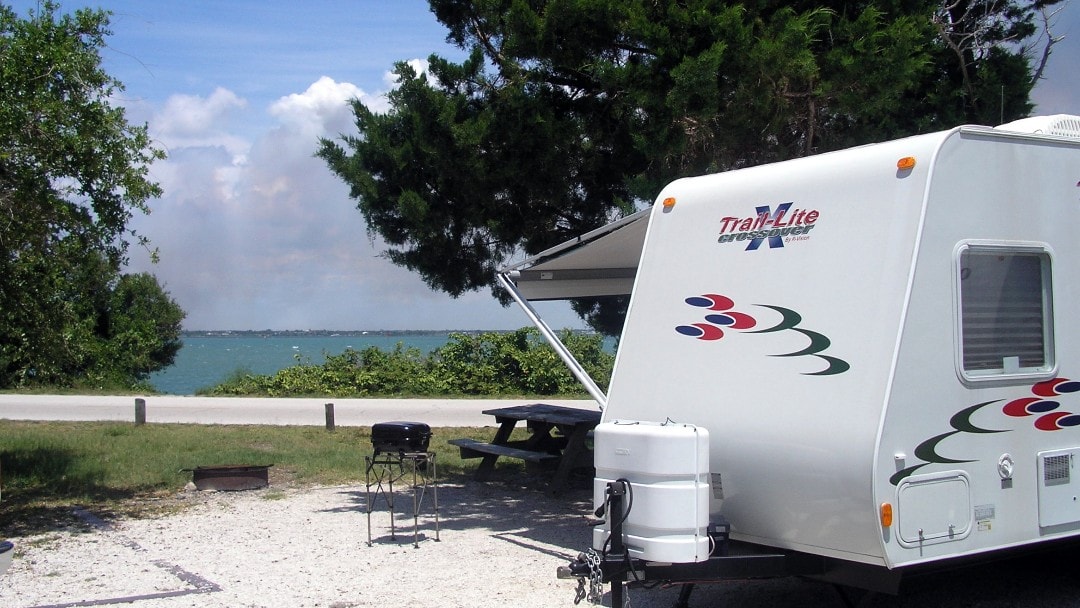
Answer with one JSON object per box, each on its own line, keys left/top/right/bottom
{"left": 497, "top": 272, "right": 608, "bottom": 409}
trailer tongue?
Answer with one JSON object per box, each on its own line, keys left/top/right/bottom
{"left": 499, "top": 116, "right": 1080, "bottom": 606}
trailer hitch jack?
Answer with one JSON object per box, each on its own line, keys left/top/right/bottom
{"left": 559, "top": 480, "right": 640, "bottom": 606}
{"left": 606, "top": 479, "right": 630, "bottom": 607}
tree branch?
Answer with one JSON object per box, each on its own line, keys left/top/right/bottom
{"left": 1029, "top": 4, "right": 1066, "bottom": 85}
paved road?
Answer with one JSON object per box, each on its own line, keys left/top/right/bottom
{"left": 0, "top": 394, "right": 599, "bottom": 427}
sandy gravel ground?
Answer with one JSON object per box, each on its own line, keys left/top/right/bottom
{"left": 1, "top": 481, "right": 631, "bottom": 608}
{"left": 4, "top": 480, "right": 1080, "bottom": 608}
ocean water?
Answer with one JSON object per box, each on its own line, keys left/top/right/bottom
{"left": 148, "top": 333, "right": 455, "bottom": 395}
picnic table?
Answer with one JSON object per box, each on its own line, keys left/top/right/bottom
{"left": 449, "top": 403, "right": 602, "bottom": 496}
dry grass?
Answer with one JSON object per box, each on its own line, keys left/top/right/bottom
{"left": 0, "top": 420, "right": 529, "bottom": 536}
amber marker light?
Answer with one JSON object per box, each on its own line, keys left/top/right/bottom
{"left": 662, "top": 197, "right": 677, "bottom": 209}
{"left": 880, "top": 502, "right": 894, "bottom": 528}
{"left": 897, "top": 156, "right": 917, "bottom": 171}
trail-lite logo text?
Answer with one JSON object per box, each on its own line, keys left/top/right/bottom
{"left": 718, "top": 202, "right": 819, "bottom": 250}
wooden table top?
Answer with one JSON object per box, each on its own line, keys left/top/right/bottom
{"left": 481, "top": 403, "right": 602, "bottom": 426}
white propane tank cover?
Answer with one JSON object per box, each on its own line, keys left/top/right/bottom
{"left": 592, "top": 420, "right": 711, "bottom": 563}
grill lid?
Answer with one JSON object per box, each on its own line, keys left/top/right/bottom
{"left": 371, "top": 421, "right": 431, "bottom": 454}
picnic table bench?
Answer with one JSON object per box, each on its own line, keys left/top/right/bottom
{"left": 449, "top": 403, "right": 602, "bottom": 496}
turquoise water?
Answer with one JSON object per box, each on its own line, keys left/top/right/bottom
{"left": 148, "top": 333, "right": 454, "bottom": 395}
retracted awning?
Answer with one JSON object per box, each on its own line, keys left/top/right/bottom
{"left": 501, "top": 208, "right": 650, "bottom": 300}
{"left": 496, "top": 208, "right": 651, "bottom": 408}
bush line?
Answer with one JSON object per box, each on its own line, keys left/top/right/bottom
{"left": 200, "top": 327, "right": 614, "bottom": 398}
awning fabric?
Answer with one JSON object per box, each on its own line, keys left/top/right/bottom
{"left": 501, "top": 209, "right": 650, "bottom": 300}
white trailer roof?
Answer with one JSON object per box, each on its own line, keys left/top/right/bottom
{"left": 501, "top": 208, "right": 651, "bottom": 300}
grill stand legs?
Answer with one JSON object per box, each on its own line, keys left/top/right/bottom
{"left": 365, "top": 452, "right": 439, "bottom": 548}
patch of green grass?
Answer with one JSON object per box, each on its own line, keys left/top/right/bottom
{"left": 0, "top": 420, "right": 524, "bottom": 536}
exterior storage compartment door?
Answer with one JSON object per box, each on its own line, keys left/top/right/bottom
{"left": 896, "top": 471, "right": 972, "bottom": 547}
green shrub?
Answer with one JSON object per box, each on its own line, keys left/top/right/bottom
{"left": 202, "top": 328, "right": 613, "bottom": 397}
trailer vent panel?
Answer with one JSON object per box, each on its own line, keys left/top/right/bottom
{"left": 996, "top": 114, "right": 1080, "bottom": 139}
{"left": 1037, "top": 449, "right": 1080, "bottom": 527}
{"left": 1050, "top": 116, "right": 1080, "bottom": 137}
{"left": 1043, "top": 454, "right": 1070, "bottom": 486}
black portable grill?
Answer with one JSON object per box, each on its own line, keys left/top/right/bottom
{"left": 371, "top": 421, "right": 431, "bottom": 456}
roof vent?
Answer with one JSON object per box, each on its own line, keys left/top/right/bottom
{"left": 996, "top": 114, "right": 1080, "bottom": 139}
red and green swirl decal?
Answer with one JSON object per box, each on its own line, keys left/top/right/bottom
{"left": 675, "top": 293, "right": 850, "bottom": 376}
{"left": 891, "top": 377, "right": 1080, "bottom": 485}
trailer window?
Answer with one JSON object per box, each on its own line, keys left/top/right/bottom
{"left": 958, "top": 245, "right": 1054, "bottom": 380}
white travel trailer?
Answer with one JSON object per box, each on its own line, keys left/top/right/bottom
{"left": 497, "top": 115, "right": 1080, "bottom": 602}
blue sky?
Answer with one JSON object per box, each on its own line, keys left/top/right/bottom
{"left": 9, "top": 1, "right": 1080, "bottom": 330}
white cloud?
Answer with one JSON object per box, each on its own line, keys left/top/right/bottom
{"left": 127, "top": 72, "right": 586, "bottom": 331}
{"left": 130, "top": 76, "right": 416, "bottom": 329}
{"left": 268, "top": 76, "right": 367, "bottom": 136}
{"left": 158, "top": 88, "right": 245, "bottom": 134}
{"left": 151, "top": 88, "right": 250, "bottom": 156}
{"left": 382, "top": 58, "right": 431, "bottom": 88}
